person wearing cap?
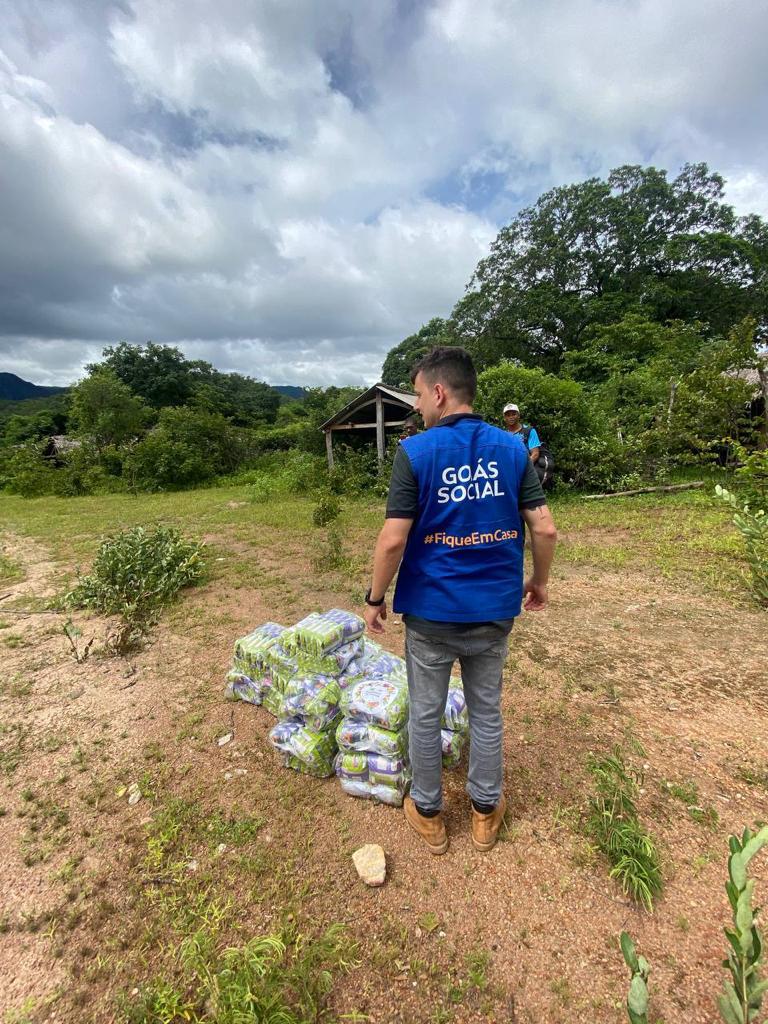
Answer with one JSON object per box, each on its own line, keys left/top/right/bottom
{"left": 503, "top": 403, "right": 540, "bottom": 463}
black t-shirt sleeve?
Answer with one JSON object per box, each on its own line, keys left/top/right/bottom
{"left": 385, "top": 446, "right": 419, "bottom": 518}
{"left": 518, "top": 458, "right": 547, "bottom": 510}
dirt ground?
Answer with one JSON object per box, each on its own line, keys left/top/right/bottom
{"left": 1, "top": 516, "right": 768, "bottom": 1024}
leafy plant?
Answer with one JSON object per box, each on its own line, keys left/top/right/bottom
{"left": 312, "top": 492, "right": 341, "bottom": 527}
{"left": 585, "top": 748, "right": 662, "bottom": 911}
{"left": 120, "top": 922, "right": 358, "bottom": 1024}
{"left": 66, "top": 525, "right": 205, "bottom": 650}
{"left": 62, "top": 619, "right": 95, "bottom": 664}
{"left": 620, "top": 932, "right": 650, "bottom": 1024}
{"left": 733, "top": 442, "right": 768, "bottom": 510}
{"left": 718, "top": 825, "right": 768, "bottom": 1023}
{"left": 715, "top": 485, "right": 768, "bottom": 606}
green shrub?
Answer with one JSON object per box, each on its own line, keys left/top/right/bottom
{"left": 475, "top": 363, "right": 623, "bottom": 489}
{"left": 0, "top": 442, "right": 58, "bottom": 497}
{"left": 715, "top": 485, "right": 768, "bottom": 606}
{"left": 733, "top": 443, "right": 768, "bottom": 511}
{"left": 66, "top": 525, "right": 205, "bottom": 650}
{"left": 327, "top": 441, "right": 394, "bottom": 497}
{"left": 312, "top": 492, "right": 341, "bottom": 526}
{"left": 247, "top": 451, "right": 327, "bottom": 503}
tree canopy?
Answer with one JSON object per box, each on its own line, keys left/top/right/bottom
{"left": 380, "top": 318, "right": 455, "bottom": 386}
{"left": 96, "top": 342, "right": 280, "bottom": 425}
{"left": 443, "top": 163, "right": 768, "bottom": 372}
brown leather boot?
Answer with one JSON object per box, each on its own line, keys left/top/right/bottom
{"left": 403, "top": 796, "right": 449, "bottom": 855}
{"left": 471, "top": 795, "right": 507, "bottom": 852}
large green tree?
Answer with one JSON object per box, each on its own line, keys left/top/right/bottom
{"left": 450, "top": 163, "right": 768, "bottom": 372}
{"left": 95, "top": 343, "right": 280, "bottom": 425}
{"left": 69, "top": 368, "right": 151, "bottom": 448}
{"left": 380, "top": 318, "right": 455, "bottom": 386}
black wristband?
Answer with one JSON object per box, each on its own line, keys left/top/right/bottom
{"left": 365, "top": 588, "right": 385, "bottom": 607}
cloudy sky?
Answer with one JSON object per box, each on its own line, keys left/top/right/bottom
{"left": 1, "top": 0, "right": 767, "bottom": 388}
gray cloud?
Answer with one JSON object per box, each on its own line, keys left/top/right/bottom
{"left": 1, "top": 0, "right": 767, "bottom": 387}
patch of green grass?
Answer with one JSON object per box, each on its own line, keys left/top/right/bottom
{"left": 585, "top": 748, "right": 662, "bottom": 911}
{"left": 118, "top": 922, "right": 358, "bottom": 1024}
{"left": 687, "top": 804, "right": 720, "bottom": 830}
{"left": 19, "top": 793, "right": 71, "bottom": 867}
{"left": 418, "top": 912, "right": 440, "bottom": 934}
{"left": 737, "top": 764, "right": 768, "bottom": 790}
{"left": 551, "top": 487, "right": 747, "bottom": 600}
{"left": 0, "top": 549, "right": 23, "bottom": 584}
{"left": 661, "top": 778, "right": 699, "bottom": 805}
{"left": 1, "top": 673, "right": 32, "bottom": 697}
{"left": 0, "top": 722, "right": 29, "bottom": 777}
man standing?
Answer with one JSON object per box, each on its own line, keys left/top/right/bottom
{"left": 363, "top": 348, "right": 557, "bottom": 854}
{"left": 503, "top": 403, "right": 554, "bottom": 487}
{"left": 503, "top": 403, "right": 540, "bottom": 462}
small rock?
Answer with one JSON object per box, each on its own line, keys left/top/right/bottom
{"left": 223, "top": 772, "right": 233, "bottom": 781}
{"left": 352, "top": 844, "right": 386, "bottom": 886}
{"left": 128, "top": 790, "right": 142, "bottom": 806}
{"left": 216, "top": 843, "right": 227, "bottom": 855}
{"left": 187, "top": 859, "right": 198, "bottom": 872}
{"left": 234, "top": 768, "right": 248, "bottom": 776}
{"left": 218, "top": 733, "right": 233, "bottom": 746}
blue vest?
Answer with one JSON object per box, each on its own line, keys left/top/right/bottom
{"left": 393, "top": 415, "right": 530, "bottom": 622}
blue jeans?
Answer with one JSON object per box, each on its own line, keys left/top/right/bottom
{"left": 405, "top": 623, "right": 511, "bottom": 813}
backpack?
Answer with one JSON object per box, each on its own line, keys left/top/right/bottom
{"left": 520, "top": 425, "right": 555, "bottom": 488}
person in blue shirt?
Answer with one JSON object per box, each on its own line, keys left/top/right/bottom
{"left": 503, "top": 403, "right": 540, "bottom": 462}
{"left": 503, "top": 403, "right": 555, "bottom": 487}
{"left": 363, "top": 347, "right": 558, "bottom": 855}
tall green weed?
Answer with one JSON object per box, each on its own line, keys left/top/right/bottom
{"left": 66, "top": 525, "right": 205, "bottom": 651}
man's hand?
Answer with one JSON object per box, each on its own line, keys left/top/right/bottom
{"left": 364, "top": 601, "right": 388, "bottom": 634}
{"left": 523, "top": 578, "right": 548, "bottom": 611}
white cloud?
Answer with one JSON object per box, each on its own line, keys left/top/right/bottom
{"left": 1, "top": 0, "right": 767, "bottom": 387}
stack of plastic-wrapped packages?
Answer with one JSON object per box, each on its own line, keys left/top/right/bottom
{"left": 441, "top": 678, "right": 470, "bottom": 768}
{"left": 335, "top": 649, "right": 411, "bottom": 805}
{"left": 225, "top": 622, "right": 287, "bottom": 706}
{"left": 266, "top": 609, "right": 366, "bottom": 777}
{"left": 225, "top": 610, "right": 471, "bottom": 798}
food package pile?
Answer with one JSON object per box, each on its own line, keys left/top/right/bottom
{"left": 336, "top": 652, "right": 411, "bottom": 805}
{"left": 225, "top": 622, "right": 287, "bottom": 706}
{"left": 226, "top": 610, "right": 470, "bottom": 798}
{"left": 267, "top": 609, "right": 366, "bottom": 777}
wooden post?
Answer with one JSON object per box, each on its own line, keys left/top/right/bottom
{"left": 375, "top": 391, "right": 385, "bottom": 462}
{"left": 325, "top": 429, "right": 334, "bottom": 470}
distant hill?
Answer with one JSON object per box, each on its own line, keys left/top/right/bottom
{"left": 273, "top": 385, "right": 307, "bottom": 400}
{"left": 0, "top": 373, "right": 67, "bottom": 401}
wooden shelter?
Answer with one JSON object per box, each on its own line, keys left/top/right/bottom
{"left": 319, "top": 383, "right": 417, "bottom": 468}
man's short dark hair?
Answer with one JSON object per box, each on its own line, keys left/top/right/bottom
{"left": 410, "top": 346, "right": 477, "bottom": 404}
